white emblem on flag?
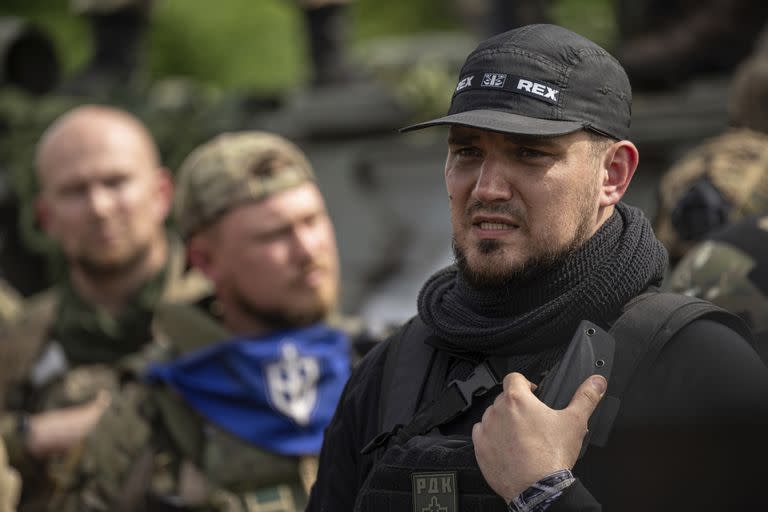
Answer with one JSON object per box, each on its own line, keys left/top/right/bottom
{"left": 266, "top": 342, "right": 320, "bottom": 426}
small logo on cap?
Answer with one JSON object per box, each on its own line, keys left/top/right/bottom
{"left": 456, "top": 75, "right": 474, "bottom": 92}
{"left": 482, "top": 73, "right": 507, "bottom": 88}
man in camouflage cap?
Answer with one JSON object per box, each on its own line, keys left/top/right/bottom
{"left": 654, "top": 55, "right": 768, "bottom": 262}
{"left": 665, "top": 214, "right": 768, "bottom": 364}
{"left": 655, "top": 54, "right": 768, "bottom": 262}
{"left": 51, "top": 131, "right": 352, "bottom": 511}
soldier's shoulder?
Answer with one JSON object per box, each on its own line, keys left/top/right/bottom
{"left": 152, "top": 296, "right": 228, "bottom": 355}
{"left": 0, "top": 287, "right": 59, "bottom": 343}
{"left": 666, "top": 216, "right": 768, "bottom": 333}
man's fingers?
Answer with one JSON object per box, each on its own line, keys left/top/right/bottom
{"left": 566, "top": 375, "right": 607, "bottom": 421}
{"left": 502, "top": 372, "right": 537, "bottom": 393}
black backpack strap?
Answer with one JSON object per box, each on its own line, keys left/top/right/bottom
{"left": 364, "top": 293, "right": 751, "bottom": 454}
{"left": 361, "top": 317, "right": 436, "bottom": 455}
{"left": 588, "top": 291, "right": 751, "bottom": 447}
{"left": 363, "top": 317, "right": 508, "bottom": 454}
{"left": 608, "top": 291, "right": 751, "bottom": 399}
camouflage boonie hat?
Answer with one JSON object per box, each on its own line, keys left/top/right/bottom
{"left": 655, "top": 128, "right": 768, "bottom": 260}
{"left": 174, "top": 131, "right": 315, "bottom": 238}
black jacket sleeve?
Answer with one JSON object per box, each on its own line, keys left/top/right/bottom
{"left": 575, "top": 318, "right": 768, "bottom": 511}
{"left": 548, "top": 480, "right": 601, "bottom": 512}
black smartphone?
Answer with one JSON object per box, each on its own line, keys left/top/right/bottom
{"left": 535, "top": 320, "right": 616, "bottom": 457}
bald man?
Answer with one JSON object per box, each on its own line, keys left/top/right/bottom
{"left": 0, "top": 105, "right": 208, "bottom": 510}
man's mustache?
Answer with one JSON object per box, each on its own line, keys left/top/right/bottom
{"left": 466, "top": 200, "right": 527, "bottom": 226}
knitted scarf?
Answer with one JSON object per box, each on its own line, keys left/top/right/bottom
{"left": 417, "top": 203, "right": 667, "bottom": 357}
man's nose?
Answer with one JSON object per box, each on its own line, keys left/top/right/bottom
{"left": 473, "top": 155, "right": 513, "bottom": 203}
{"left": 86, "top": 186, "right": 116, "bottom": 216}
{"left": 293, "top": 223, "right": 321, "bottom": 262}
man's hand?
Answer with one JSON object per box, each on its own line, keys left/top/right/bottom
{"left": 472, "top": 372, "right": 607, "bottom": 504}
{"left": 26, "top": 390, "right": 111, "bottom": 458}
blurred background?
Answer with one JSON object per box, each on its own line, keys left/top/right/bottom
{"left": 0, "top": 0, "right": 766, "bottom": 332}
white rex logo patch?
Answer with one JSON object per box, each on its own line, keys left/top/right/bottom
{"left": 455, "top": 75, "right": 474, "bottom": 92}
{"left": 516, "top": 79, "right": 559, "bottom": 100}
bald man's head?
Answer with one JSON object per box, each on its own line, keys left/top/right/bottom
{"left": 36, "top": 105, "right": 160, "bottom": 187}
{"left": 35, "top": 105, "right": 172, "bottom": 279}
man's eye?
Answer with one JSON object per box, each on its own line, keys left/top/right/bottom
{"left": 454, "top": 147, "right": 482, "bottom": 158}
{"left": 60, "top": 184, "right": 87, "bottom": 198}
{"left": 103, "top": 176, "right": 127, "bottom": 189}
{"left": 518, "top": 148, "right": 549, "bottom": 159}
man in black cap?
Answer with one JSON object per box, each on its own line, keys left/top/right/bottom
{"left": 307, "top": 24, "right": 768, "bottom": 511}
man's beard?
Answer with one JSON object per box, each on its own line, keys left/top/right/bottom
{"left": 232, "top": 288, "right": 331, "bottom": 331}
{"left": 454, "top": 204, "right": 597, "bottom": 290}
{"left": 72, "top": 242, "right": 152, "bottom": 281}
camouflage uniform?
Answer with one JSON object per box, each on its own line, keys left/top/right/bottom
{"left": 0, "top": 438, "right": 20, "bottom": 512}
{"left": 665, "top": 214, "right": 768, "bottom": 363}
{"left": 654, "top": 128, "right": 768, "bottom": 262}
{"left": 53, "top": 298, "right": 316, "bottom": 512}
{"left": 0, "top": 280, "right": 22, "bottom": 327}
{"left": 0, "top": 239, "right": 209, "bottom": 510}
{"left": 50, "top": 131, "right": 371, "bottom": 511}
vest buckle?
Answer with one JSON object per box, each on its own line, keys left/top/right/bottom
{"left": 446, "top": 361, "right": 500, "bottom": 413}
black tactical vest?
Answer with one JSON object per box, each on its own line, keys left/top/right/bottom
{"left": 354, "top": 292, "right": 749, "bottom": 512}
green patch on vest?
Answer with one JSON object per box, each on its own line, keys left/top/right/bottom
{"left": 411, "top": 471, "right": 457, "bottom": 512}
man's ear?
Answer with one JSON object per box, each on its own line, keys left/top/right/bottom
{"left": 35, "top": 195, "right": 52, "bottom": 234}
{"left": 154, "top": 168, "right": 174, "bottom": 221}
{"left": 599, "top": 140, "right": 639, "bottom": 207}
{"left": 186, "top": 231, "right": 217, "bottom": 281}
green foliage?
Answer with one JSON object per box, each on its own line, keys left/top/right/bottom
{"left": 147, "top": 0, "right": 305, "bottom": 92}
{"left": 354, "top": 0, "right": 460, "bottom": 40}
{"left": 553, "top": 0, "right": 617, "bottom": 50}
{"left": 0, "top": 0, "right": 616, "bottom": 92}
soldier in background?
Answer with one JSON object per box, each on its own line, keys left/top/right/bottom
{"left": 64, "top": 0, "right": 354, "bottom": 92}
{"left": 301, "top": 0, "right": 354, "bottom": 87}
{"left": 654, "top": 54, "right": 768, "bottom": 263}
{"left": 0, "top": 105, "right": 208, "bottom": 511}
{"left": 52, "top": 131, "right": 353, "bottom": 511}
{"left": 665, "top": 214, "right": 768, "bottom": 364}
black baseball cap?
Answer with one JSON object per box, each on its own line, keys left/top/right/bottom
{"left": 402, "top": 24, "right": 632, "bottom": 141}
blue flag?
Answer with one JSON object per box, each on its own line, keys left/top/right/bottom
{"left": 146, "top": 324, "right": 351, "bottom": 456}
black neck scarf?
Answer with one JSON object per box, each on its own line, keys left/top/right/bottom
{"left": 417, "top": 203, "right": 668, "bottom": 357}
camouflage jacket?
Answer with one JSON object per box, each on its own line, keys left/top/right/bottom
{"left": 665, "top": 214, "right": 768, "bottom": 362}
{"left": 50, "top": 300, "right": 326, "bottom": 512}
{"left": 0, "top": 239, "right": 209, "bottom": 489}
{"left": 0, "top": 438, "right": 19, "bottom": 512}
